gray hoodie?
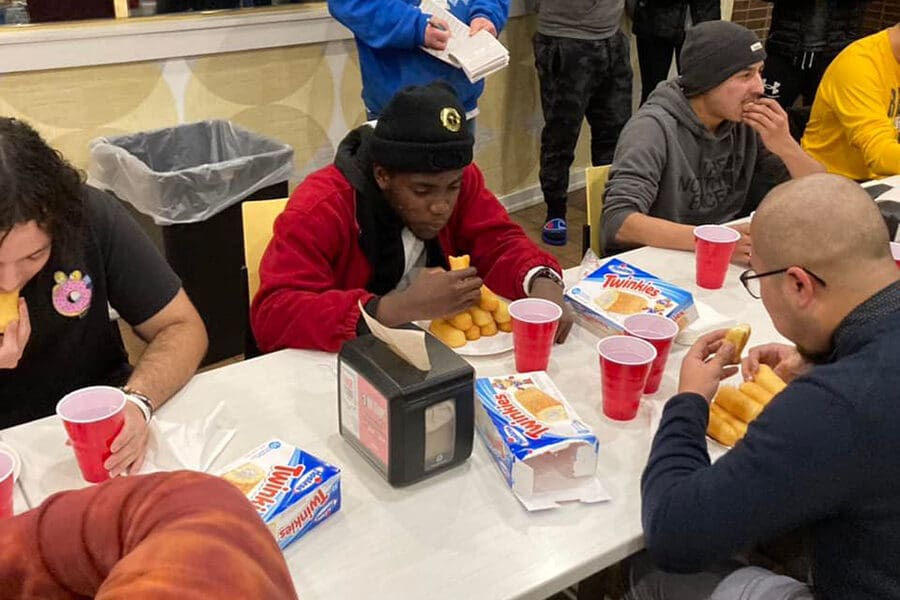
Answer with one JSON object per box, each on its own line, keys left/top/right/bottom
{"left": 601, "top": 79, "right": 787, "bottom": 254}
{"left": 536, "top": 0, "right": 623, "bottom": 40}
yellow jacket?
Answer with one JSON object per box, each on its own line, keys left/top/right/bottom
{"left": 802, "top": 29, "right": 900, "bottom": 180}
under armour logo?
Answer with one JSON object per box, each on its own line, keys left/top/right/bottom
{"left": 763, "top": 78, "right": 781, "bottom": 99}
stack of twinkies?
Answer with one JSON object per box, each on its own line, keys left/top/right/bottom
{"left": 428, "top": 255, "right": 511, "bottom": 348}
{"left": 707, "top": 324, "right": 788, "bottom": 447}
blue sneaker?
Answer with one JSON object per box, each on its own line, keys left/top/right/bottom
{"left": 542, "top": 218, "right": 567, "bottom": 246}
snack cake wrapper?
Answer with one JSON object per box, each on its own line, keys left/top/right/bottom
{"left": 475, "top": 372, "right": 609, "bottom": 511}
{"left": 565, "top": 258, "right": 698, "bottom": 337}
{"left": 217, "top": 439, "right": 341, "bottom": 550}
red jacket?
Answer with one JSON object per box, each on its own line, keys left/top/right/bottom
{"left": 252, "top": 162, "right": 560, "bottom": 352}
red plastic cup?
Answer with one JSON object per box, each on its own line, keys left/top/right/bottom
{"left": 623, "top": 314, "right": 679, "bottom": 394}
{"left": 56, "top": 386, "right": 126, "bottom": 483}
{"left": 0, "top": 450, "right": 14, "bottom": 520}
{"left": 597, "top": 336, "right": 657, "bottom": 421}
{"left": 509, "top": 298, "right": 562, "bottom": 372}
{"left": 891, "top": 242, "right": 900, "bottom": 269}
{"left": 694, "top": 225, "right": 741, "bottom": 289}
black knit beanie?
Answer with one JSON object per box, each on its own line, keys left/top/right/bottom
{"left": 370, "top": 81, "right": 473, "bottom": 172}
{"left": 679, "top": 21, "right": 767, "bottom": 98}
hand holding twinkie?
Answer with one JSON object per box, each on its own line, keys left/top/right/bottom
{"left": 677, "top": 329, "right": 740, "bottom": 402}
{"left": 0, "top": 294, "right": 30, "bottom": 370}
{"left": 428, "top": 255, "right": 512, "bottom": 348}
{"left": 741, "top": 342, "right": 811, "bottom": 384}
{"left": 377, "top": 266, "right": 482, "bottom": 326}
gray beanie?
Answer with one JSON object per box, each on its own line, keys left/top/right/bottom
{"left": 678, "top": 21, "right": 766, "bottom": 98}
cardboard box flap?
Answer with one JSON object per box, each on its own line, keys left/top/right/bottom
{"left": 475, "top": 372, "right": 610, "bottom": 511}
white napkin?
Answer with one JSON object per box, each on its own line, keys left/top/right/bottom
{"left": 675, "top": 300, "right": 736, "bottom": 346}
{"left": 5, "top": 402, "right": 236, "bottom": 507}
{"left": 136, "top": 402, "right": 236, "bottom": 474}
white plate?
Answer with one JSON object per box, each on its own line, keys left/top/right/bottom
{"left": 454, "top": 330, "right": 513, "bottom": 356}
{"left": 418, "top": 321, "right": 514, "bottom": 356}
{"left": 0, "top": 442, "right": 21, "bottom": 482}
{"left": 706, "top": 435, "right": 733, "bottom": 464}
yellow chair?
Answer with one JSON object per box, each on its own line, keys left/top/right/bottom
{"left": 241, "top": 198, "right": 288, "bottom": 305}
{"left": 241, "top": 198, "right": 288, "bottom": 356}
{"left": 582, "top": 164, "right": 611, "bottom": 257}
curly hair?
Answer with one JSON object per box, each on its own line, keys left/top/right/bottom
{"left": 0, "top": 118, "right": 85, "bottom": 261}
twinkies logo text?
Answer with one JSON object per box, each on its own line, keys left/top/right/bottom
{"left": 277, "top": 488, "right": 330, "bottom": 539}
{"left": 496, "top": 394, "right": 549, "bottom": 440}
{"left": 602, "top": 274, "right": 660, "bottom": 298}
{"left": 249, "top": 464, "right": 306, "bottom": 514}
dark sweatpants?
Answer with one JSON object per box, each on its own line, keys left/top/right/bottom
{"left": 761, "top": 50, "right": 836, "bottom": 109}
{"left": 636, "top": 33, "right": 682, "bottom": 104}
{"left": 534, "top": 30, "right": 633, "bottom": 221}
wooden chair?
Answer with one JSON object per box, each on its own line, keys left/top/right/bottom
{"left": 241, "top": 198, "right": 288, "bottom": 357}
{"left": 582, "top": 165, "right": 611, "bottom": 257}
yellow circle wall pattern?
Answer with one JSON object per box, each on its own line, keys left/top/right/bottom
{"left": 0, "top": 63, "right": 164, "bottom": 129}
{"left": 190, "top": 45, "right": 326, "bottom": 107}
{"left": 185, "top": 45, "right": 335, "bottom": 176}
{"left": 50, "top": 127, "right": 130, "bottom": 175}
{"left": 339, "top": 41, "right": 367, "bottom": 128}
{"left": 476, "top": 17, "right": 541, "bottom": 195}
{"left": 231, "top": 104, "right": 332, "bottom": 178}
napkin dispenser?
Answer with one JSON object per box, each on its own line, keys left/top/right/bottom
{"left": 337, "top": 333, "right": 475, "bottom": 486}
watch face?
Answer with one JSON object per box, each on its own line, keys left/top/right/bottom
{"left": 539, "top": 269, "right": 562, "bottom": 285}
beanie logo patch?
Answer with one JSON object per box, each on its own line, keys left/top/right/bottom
{"left": 750, "top": 42, "right": 763, "bottom": 52}
{"left": 440, "top": 107, "right": 462, "bottom": 133}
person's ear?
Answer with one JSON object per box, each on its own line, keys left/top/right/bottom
{"left": 784, "top": 266, "right": 816, "bottom": 308}
{"left": 373, "top": 164, "right": 390, "bottom": 191}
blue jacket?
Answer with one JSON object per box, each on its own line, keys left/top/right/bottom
{"left": 328, "top": 0, "right": 509, "bottom": 116}
{"left": 642, "top": 281, "right": 900, "bottom": 599}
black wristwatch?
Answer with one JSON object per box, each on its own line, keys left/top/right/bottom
{"left": 528, "top": 267, "right": 564, "bottom": 293}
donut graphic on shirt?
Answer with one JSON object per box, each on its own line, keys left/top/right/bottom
{"left": 52, "top": 270, "right": 92, "bottom": 318}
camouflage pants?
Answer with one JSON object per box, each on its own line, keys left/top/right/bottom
{"left": 534, "top": 30, "right": 632, "bottom": 220}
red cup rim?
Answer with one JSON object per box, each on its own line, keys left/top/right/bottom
{"left": 596, "top": 335, "right": 657, "bottom": 365}
{"left": 0, "top": 450, "right": 13, "bottom": 482}
{"left": 56, "top": 386, "right": 126, "bottom": 424}
{"left": 693, "top": 224, "right": 740, "bottom": 244}
{"left": 623, "top": 314, "right": 679, "bottom": 340}
{"left": 508, "top": 298, "right": 563, "bottom": 324}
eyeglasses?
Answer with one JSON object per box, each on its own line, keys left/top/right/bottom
{"left": 739, "top": 267, "right": 827, "bottom": 299}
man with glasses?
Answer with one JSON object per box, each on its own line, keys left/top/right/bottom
{"left": 628, "top": 173, "right": 900, "bottom": 598}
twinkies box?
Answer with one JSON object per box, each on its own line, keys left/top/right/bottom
{"left": 217, "top": 439, "right": 341, "bottom": 550}
{"left": 475, "top": 372, "right": 610, "bottom": 511}
{"left": 565, "top": 258, "right": 698, "bottom": 338}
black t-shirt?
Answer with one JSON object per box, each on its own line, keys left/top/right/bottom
{"left": 0, "top": 186, "right": 181, "bottom": 428}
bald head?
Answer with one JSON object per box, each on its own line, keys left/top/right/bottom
{"left": 752, "top": 174, "right": 891, "bottom": 279}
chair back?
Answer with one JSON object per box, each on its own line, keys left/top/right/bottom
{"left": 241, "top": 198, "right": 288, "bottom": 306}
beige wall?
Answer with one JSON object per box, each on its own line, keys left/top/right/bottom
{"left": 0, "top": 14, "right": 593, "bottom": 205}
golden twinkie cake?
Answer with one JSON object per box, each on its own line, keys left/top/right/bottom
{"left": 0, "top": 290, "right": 18, "bottom": 331}
{"left": 565, "top": 258, "right": 698, "bottom": 337}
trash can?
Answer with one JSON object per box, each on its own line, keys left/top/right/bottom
{"left": 89, "top": 120, "right": 294, "bottom": 365}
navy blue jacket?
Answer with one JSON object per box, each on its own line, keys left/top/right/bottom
{"left": 642, "top": 282, "right": 900, "bottom": 599}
